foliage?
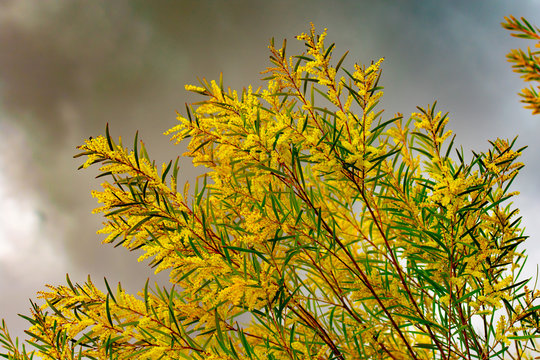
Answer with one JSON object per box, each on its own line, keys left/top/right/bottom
{"left": 2, "top": 22, "right": 540, "bottom": 359}
{"left": 502, "top": 15, "right": 540, "bottom": 115}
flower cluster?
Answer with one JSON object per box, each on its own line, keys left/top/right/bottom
{"left": 1, "top": 23, "right": 539, "bottom": 360}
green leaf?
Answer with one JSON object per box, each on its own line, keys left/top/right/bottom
{"left": 455, "top": 288, "right": 481, "bottom": 304}
{"left": 133, "top": 130, "right": 140, "bottom": 169}
{"left": 143, "top": 278, "right": 150, "bottom": 313}
{"left": 105, "top": 123, "right": 115, "bottom": 151}
{"left": 162, "top": 160, "right": 172, "bottom": 183}
{"left": 393, "top": 312, "right": 446, "bottom": 332}
{"left": 224, "top": 246, "right": 269, "bottom": 264}
{"left": 323, "top": 43, "right": 335, "bottom": 59}
{"left": 105, "top": 294, "right": 114, "bottom": 326}
{"left": 66, "top": 273, "right": 79, "bottom": 296}
{"left": 127, "top": 216, "right": 153, "bottom": 235}
{"left": 335, "top": 50, "right": 349, "bottom": 72}
{"left": 103, "top": 278, "right": 117, "bottom": 304}
{"left": 372, "top": 115, "right": 402, "bottom": 133}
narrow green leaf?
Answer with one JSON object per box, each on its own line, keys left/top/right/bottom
{"left": 105, "top": 294, "right": 114, "bottom": 327}
{"left": 161, "top": 160, "right": 173, "bottom": 184}
{"left": 105, "top": 123, "right": 115, "bottom": 151}
{"left": 224, "top": 246, "right": 269, "bottom": 264}
{"left": 133, "top": 131, "right": 140, "bottom": 169}
{"left": 103, "top": 278, "right": 117, "bottom": 304}
{"left": 335, "top": 50, "right": 349, "bottom": 72}
{"left": 323, "top": 43, "right": 335, "bottom": 59}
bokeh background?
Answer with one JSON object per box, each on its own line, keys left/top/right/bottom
{"left": 1, "top": 0, "right": 539, "bottom": 345}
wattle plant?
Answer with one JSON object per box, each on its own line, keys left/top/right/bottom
{"left": 1, "top": 21, "right": 540, "bottom": 360}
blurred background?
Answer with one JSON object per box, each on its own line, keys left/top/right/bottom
{"left": 0, "top": 0, "right": 539, "bottom": 344}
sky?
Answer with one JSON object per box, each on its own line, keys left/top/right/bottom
{"left": 0, "top": 0, "right": 539, "bottom": 346}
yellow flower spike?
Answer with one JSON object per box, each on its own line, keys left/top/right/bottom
{"left": 185, "top": 84, "right": 207, "bottom": 93}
